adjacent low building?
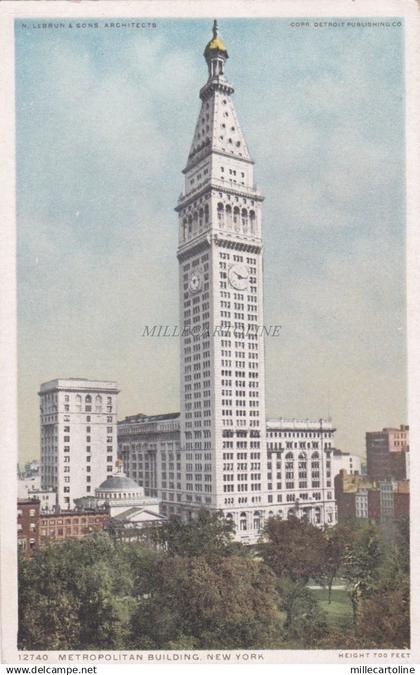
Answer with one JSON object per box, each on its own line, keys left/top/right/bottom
{"left": 39, "top": 510, "right": 109, "bottom": 545}
{"left": 74, "top": 463, "right": 166, "bottom": 536}
{"left": 119, "top": 413, "right": 338, "bottom": 528}
{"left": 334, "top": 471, "right": 379, "bottom": 522}
{"left": 18, "top": 498, "right": 41, "bottom": 554}
{"left": 335, "top": 470, "right": 409, "bottom": 523}
{"left": 265, "top": 418, "right": 337, "bottom": 526}
{"left": 18, "top": 476, "right": 41, "bottom": 499}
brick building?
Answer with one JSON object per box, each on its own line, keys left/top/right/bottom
{"left": 335, "top": 472, "right": 379, "bottom": 522}
{"left": 335, "top": 470, "right": 409, "bottom": 523}
{"left": 366, "top": 425, "right": 409, "bottom": 480}
{"left": 394, "top": 480, "right": 410, "bottom": 520}
{"left": 17, "top": 498, "right": 41, "bottom": 554}
{"left": 39, "top": 511, "right": 109, "bottom": 545}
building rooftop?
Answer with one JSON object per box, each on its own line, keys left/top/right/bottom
{"left": 119, "top": 412, "right": 180, "bottom": 424}
{"left": 97, "top": 475, "right": 142, "bottom": 491}
{"left": 267, "top": 417, "right": 335, "bottom": 431}
{"left": 39, "top": 378, "right": 119, "bottom": 394}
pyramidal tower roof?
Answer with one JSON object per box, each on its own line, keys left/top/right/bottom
{"left": 185, "top": 21, "right": 252, "bottom": 172}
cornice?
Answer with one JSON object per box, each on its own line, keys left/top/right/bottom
{"left": 175, "top": 180, "right": 263, "bottom": 213}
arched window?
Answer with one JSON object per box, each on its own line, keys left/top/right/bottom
{"left": 85, "top": 395, "right": 92, "bottom": 403}
{"left": 311, "top": 451, "right": 320, "bottom": 472}
{"left": 285, "top": 451, "right": 294, "bottom": 472}
{"left": 253, "top": 510, "right": 261, "bottom": 531}
{"left": 199, "top": 208, "right": 204, "bottom": 228}
{"left": 204, "top": 204, "right": 209, "bottom": 224}
{"left": 239, "top": 512, "right": 247, "bottom": 531}
{"left": 225, "top": 204, "right": 232, "bottom": 229}
{"left": 193, "top": 211, "right": 198, "bottom": 232}
{"left": 249, "top": 210, "right": 256, "bottom": 234}
{"left": 217, "top": 202, "right": 224, "bottom": 225}
{"left": 298, "top": 451, "right": 307, "bottom": 471}
{"left": 188, "top": 215, "right": 193, "bottom": 236}
{"left": 85, "top": 394, "right": 92, "bottom": 412}
{"left": 241, "top": 208, "right": 248, "bottom": 232}
{"left": 233, "top": 206, "right": 240, "bottom": 231}
{"left": 95, "top": 394, "right": 102, "bottom": 412}
{"left": 75, "top": 394, "right": 82, "bottom": 411}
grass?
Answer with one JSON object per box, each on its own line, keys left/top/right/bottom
{"left": 311, "top": 587, "right": 353, "bottom": 627}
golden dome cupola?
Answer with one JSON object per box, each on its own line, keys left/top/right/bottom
{"left": 204, "top": 20, "right": 229, "bottom": 79}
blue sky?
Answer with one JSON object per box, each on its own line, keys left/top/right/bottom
{"left": 15, "top": 18, "right": 406, "bottom": 461}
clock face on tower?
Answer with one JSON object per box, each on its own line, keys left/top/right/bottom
{"left": 228, "top": 263, "right": 249, "bottom": 290}
{"left": 188, "top": 271, "right": 203, "bottom": 294}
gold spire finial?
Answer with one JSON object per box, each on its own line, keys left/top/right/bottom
{"left": 204, "top": 19, "right": 227, "bottom": 56}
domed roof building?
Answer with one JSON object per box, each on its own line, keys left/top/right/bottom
{"left": 70, "top": 460, "right": 166, "bottom": 540}
{"left": 83, "top": 461, "right": 166, "bottom": 532}
{"left": 96, "top": 473, "right": 145, "bottom": 503}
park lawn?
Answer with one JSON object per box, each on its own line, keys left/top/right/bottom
{"left": 311, "top": 588, "right": 353, "bottom": 627}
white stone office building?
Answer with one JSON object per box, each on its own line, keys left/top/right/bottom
{"left": 118, "top": 23, "right": 342, "bottom": 542}
{"left": 118, "top": 413, "right": 339, "bottom": 531}
{"left": 266, "top": 418, "right": 337, "bottom": 526}
{"left": 174, "top": 22, "right": 268, "bottom": 540}
{"left": 118, "top": 412, "right": 181, "bottom": 509}
{"left": 39, "top": 378, "right": 119, "bottom": 510}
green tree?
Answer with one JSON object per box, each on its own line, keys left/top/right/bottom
{"left": 150, "top": 509, "right": 236, "bottom": 557}
{"left": 277, "top": 582, "right": 328, "bottom": 648}
{"left": 130, "top": 554, "right": 283, "bottom": 649}
{"left": 340, "top": 521, "right": 383, "bottom": 627}
{"left": 356, "top": 516, "right": 409, "bottom": 648}
{"left": 318, "top": 529, "right": 341, "bottom": 604}
{"left": 357, "top": 575, "right": 409, "bottom": 648}
{"left": 18, "top": 534, "right": 136, "bottom": 650}
{"left": 261, "top": 516, "right": 327, "bottom": 635}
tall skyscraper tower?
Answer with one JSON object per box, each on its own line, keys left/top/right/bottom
{"left": 176, "top": 22, "right": 267, "bottom": 540}
{"left": 39, "top": 378, "right": 119, "bottom": 510}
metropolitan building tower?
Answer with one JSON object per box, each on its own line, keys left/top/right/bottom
{"left": 118, "top": 23, "right": 338, "bottom": 542}
{"left": 175, "top": 22, "right": 268, "bottom": 535}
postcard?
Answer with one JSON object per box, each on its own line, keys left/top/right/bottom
{"left": 0, "top": 0, "right": 419, "bottom": 667}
